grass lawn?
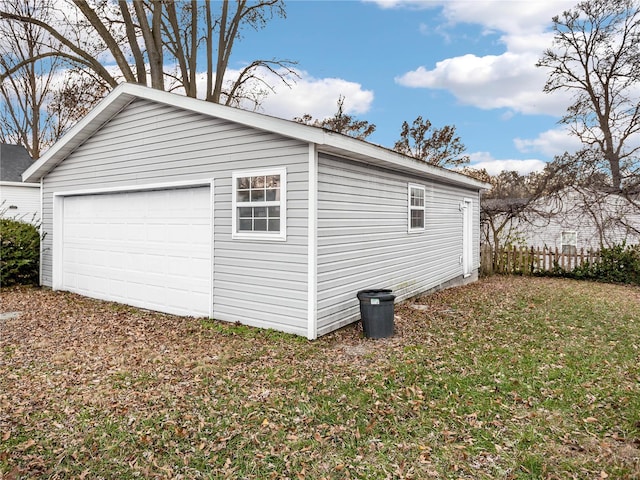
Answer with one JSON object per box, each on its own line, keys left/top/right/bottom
{"left": 1, "top": 276, "right": 639, "bottom": 479}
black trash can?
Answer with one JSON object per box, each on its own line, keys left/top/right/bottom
{"left": 357, "top": 289, "right": 396, "bottom": 339}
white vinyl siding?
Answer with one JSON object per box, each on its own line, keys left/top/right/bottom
{"left": 0, "top": 183, "right": 40, "bottom": 224}
{"left": 316, "top": 154, "right": 480, "bottom": 336}
{"left": 40, "top": 98, "right": 310, "bottom": 336}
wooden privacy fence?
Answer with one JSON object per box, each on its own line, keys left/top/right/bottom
{"left": 480, "top": 244, "right": 601, "bottom": 276}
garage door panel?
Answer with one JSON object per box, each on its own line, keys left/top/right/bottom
{"left": 61, "top": 187, "right": 211, "bottom": 317}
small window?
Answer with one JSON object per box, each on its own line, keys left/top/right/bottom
{"left": 408, "top": 184, "right": 425, "bottom": 232}
{"left": 232, "top": 168, "right": 286, "bottom": 241}
{"left": 561, "top": 231, "right": 577, "bottom": 254}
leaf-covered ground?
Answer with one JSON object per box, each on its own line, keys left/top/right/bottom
{"left": 1, "top": 276, "right": 639, "bottom": 479}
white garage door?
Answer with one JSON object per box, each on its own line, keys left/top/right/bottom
{"left": 60, "top": 187, "right": 211, "bottom": 317}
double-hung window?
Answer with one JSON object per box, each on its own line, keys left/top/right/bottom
{"left": 561, "top": 231, "right": 577, "bottom": 255}
{"left": 408, "top": 183, "right": 426, "bottom": 232}
{"left": 232, "top": 168, "right": 286, "bottom": 241}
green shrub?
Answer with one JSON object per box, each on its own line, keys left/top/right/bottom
{"left": 571, "top": 242, "right": 640, "bottom": 285}
{"left": 0, "top": 218, "right": 40, "bottom": 286}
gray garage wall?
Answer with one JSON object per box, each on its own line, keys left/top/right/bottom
{"left": 41, "top": 98, "right": 310, "bottom": 336}
{"left": 316, "top": 154, "right": 480, "bottom": 336}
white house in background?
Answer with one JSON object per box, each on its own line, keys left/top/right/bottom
{"left": 23, "top": 83, "right": 488, "bottom": 339}
{"left": 507, "top": 187, "right": 640, "bottom": 253}
{"left": 0, "top": 144, "right": 40, "bottom": 224}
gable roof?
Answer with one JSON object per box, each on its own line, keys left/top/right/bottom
{"left": 1, "top": 143, "right": 34, "bottom": 182}
{"left": 23, "top": 83, "right": 488, "bottom": 190}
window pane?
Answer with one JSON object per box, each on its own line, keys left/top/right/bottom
{"left": 254, "top": 219, "right": 267, "bottom": 231}
{"left": 268, "top": 206, "right": 280, "bottom": 217}
{"left": 254, "top": 207, "right": 267, "bottom": 217}
{"left": 265, "top": 188, "right": 279, "bottom": 201}
{"left": 266, "top": 175, "right": 280, "bottom": 188}
{"left": 237, "top": 177, "right": 250, "bottom": 189}
{"left": 411, "top": 209, "right": 424, "bottom": 229}
{"left": 251, "top": 176, "right": 265, "bottom": 188}
{"left": 268, "top": 219, "right": 280, "bottom": 231}
{"left": 238, "top": 207, "right": 252, "bottom": 217}
{"left": 239, "top": 219, "right": 252, "bottom": 231}
{"left": 251, "top": 189, "right": 265, "bottom": 202}
{"left": 411, "top": 188, "right": 424, "bottom": 207}
{"left": 237, "top": 190, "right": 250, "bottom": 202}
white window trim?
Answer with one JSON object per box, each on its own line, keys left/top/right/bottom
{"left": 232, "top": 167, "right": 287, "bottom": 241}
{"left": 408, "top": 183, "right": 426, "bottom": 233}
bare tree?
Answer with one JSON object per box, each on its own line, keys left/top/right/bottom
{"left": 0, "top": 0, "right": 104, "bottom": 158}
{"left": 294, "top": 95, "right": 376, "bottom": 140}
{"left": 537, "top": 0, "right": 640, "bottom": 192}
{"left": 0, "top": 0, "right": 298, "bottom": 157}
{"left": 45, "top": 68, "right": 108, "bottom": 142}
{"left": 0, "top": 0, "right": 51, "bottom": 158}
{"left": 393, "top": 116, "right": 469, "bottom": 168}
{"left": 0, "top": 1, "right": 297, "bottom": 103}
{"left": 463, "top": 167, "right": 564, "bottom": 255}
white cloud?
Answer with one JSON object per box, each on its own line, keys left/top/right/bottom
{"left": 259, "top": 71, "right": 375, "bottom": 120}
{"left": 366, "top": 0, "right": 575, "bottom": 32}
{"left": 514, "top": 127, "right": 582, "bottom": 157}
{"left": 392, "top": 0, "right": 576, "bottom": 117}
{"left": 396, "top": 52, "right": 568, "bottom": 115}
{"left": 364, "top": 0, "right": 439, "bottom": 10}
{"left": 397, "top": 50, "right": 567, "bottom": 115}
{"left": 469, "top": 151, "right": 547, "bottom": 175}
{"left": 189, "top": 67, "right": 374, "bottom": 121}
{"left": 436, "top": 1, "right": 575, "bottom": 36}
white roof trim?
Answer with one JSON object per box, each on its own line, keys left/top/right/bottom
{"left": 0, "top": 181, "right": 40, "bottom": 187}
{"left": 22, "top": 83, "right": 489, "bottom": 190}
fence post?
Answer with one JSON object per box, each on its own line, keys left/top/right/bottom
{"left": 529, "top": 246, "right": 534, "bottom": 274}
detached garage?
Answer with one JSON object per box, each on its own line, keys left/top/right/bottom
{"left": 23, "top": 83, "right": 488, "bottom": 339}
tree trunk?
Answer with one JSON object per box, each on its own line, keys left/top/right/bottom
{"left": 133, "top": 0, "right": 164, "bottom": 89}
{"left": 72, "top": 0, "right": 135, "bottom": 83}
{"left": 118, "top": 0, "right": 147, "bottom": 85}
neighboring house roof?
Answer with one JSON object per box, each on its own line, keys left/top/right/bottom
{"left": 1, "top": 144, "right": 34, "bottom": 182}
{"left": 23, "top": 83, "right": 489, "bottom": 190}
{"left": 482, "top": 197, "right": 531, "bottom": 214}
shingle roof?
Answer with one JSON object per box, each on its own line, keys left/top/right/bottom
{"left": 0, "top": 144, "right": 34, "bottom": 182}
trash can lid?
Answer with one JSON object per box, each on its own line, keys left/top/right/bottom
{"left": 357, "top": 289, "right": 392, "bottom": 299}
{"left": 358, "top": 290, "right": 396, "bottom": 301}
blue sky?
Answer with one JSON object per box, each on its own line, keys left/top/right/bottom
{"left": 227, "top": 0, "right": 582, "bottom": 175}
